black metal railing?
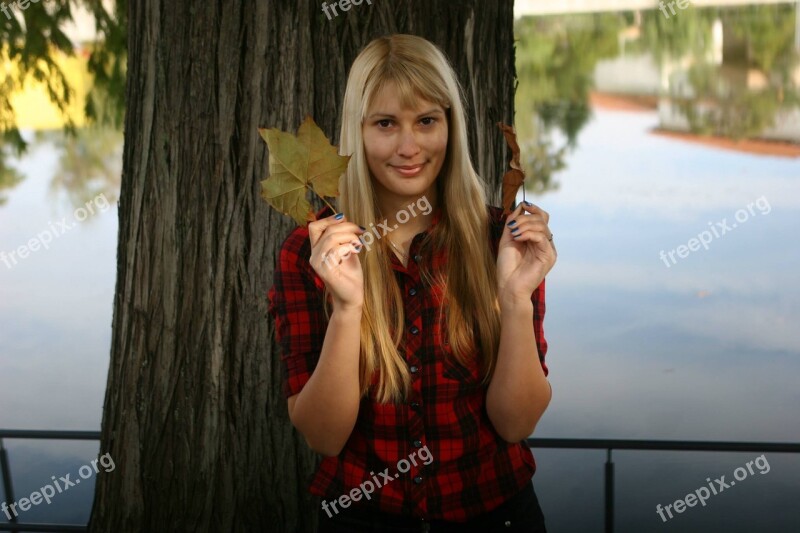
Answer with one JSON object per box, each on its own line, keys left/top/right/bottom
{"left": 525, "top": 437, "right": 800, "bottom": 533}
{"left": 2, "top": 430, "right": 799, "bottom": 532}
{"left": 1, "top": 430, "right": 101, "bottom": 532}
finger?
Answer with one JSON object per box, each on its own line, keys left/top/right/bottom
{"left": 308, "top": 212, "right": 356, "bottom": 248}
{"left": 504, "top": 203, "right": 527, "bottom": 234}
{"left": 510, "top": 226, "right": 555, "bottom": 247}
{"left": 506, "top": 203, "right": 545, "bottom": 228}
{"left": 311, "top": 223, "right": 365, "bottom": 258}
{"left": 519, "top": 201, "right": 550, "bottom": 224}
{"left": 316, "top": 226, "right": 365, "bottom": 253}
{"left": 510, "top": 220, "right": 549, "bottom": 237}
{"left": 320, "top": 241, "right": 363, "bottom": 268}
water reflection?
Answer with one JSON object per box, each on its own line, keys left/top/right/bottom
{"left": 516, "top": 4, "right": 800, "bottom": 183}
{"left": 515, "top": 5, "right": 800, "bottom": 532}
{"left": 514, "top": 13, "right": 627, "bottom": 193}
{"left": 49, "top": 127, "right": 122, "bottom": 208}
{"left": 0, "top": 158, "right": 23, "bottom": 206}
{"left": 0, "top": 127, "right": 122, "bottom": 210}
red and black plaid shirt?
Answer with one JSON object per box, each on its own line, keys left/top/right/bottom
{"left": 267, "top": 204, "right": 548, "bottom": 521}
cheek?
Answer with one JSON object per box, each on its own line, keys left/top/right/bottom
{"left": 363, "top": 136, "right": 389, "bottom": 165}
{"left": 434, "top": 129, "right": 449, "bottom": 154}
{"left": 432, "top": 129, "right": 449, "bottom": 159}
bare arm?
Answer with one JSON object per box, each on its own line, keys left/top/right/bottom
{"left": 485, "top": 293, "right": 552, "bottom": 442}
{"left": 490, "top": 201, "right": 555, "bottom": 442}
{"left": 287, "top": 304, "right": 363, "bottom": 456}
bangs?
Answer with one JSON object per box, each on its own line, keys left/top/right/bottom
{"left": 361, "top": 58, "right": 451, "bottom": 119}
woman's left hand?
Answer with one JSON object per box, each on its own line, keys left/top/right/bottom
{"left": 496, "top": 202, "right": 557, "bottom": 302}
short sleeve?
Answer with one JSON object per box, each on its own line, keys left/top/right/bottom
{"left": 267, "top": 229, "right": 328, "bottom": 398}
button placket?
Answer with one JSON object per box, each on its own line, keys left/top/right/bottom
{"left": 397, "top": 235, "right": 431, "bottom": 515}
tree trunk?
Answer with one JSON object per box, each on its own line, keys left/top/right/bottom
{"left": 89, "top": 1, "right": 516, "bottom": 531}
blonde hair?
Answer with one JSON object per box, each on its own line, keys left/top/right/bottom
{"left": 329, "top": 34, "right": 501, "bottom": 403}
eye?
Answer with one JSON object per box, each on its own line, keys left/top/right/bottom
{"left": 419, "top": 117, "right": 437, "bottom": 126}
{"left": 376, "top": 119, "right": 393, "bottom": 128}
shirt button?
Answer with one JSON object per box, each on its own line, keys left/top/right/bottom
{"left": 413, "top": 440, "right": 423, "bottom": 448}
{"left": 410, "top": 326, "right": 419, "bottom": 335}
{"left": 409, "top": 287, "right": 417, "bottom": 296}
{"left": 409, "top": 365, "right": 419, "bottom": 374}
{"left": 414, "top": 254, "right": 422, "bottom": 262}
{"left": 413, "top": 475, "right": 424, "bottom": 484}
{"left": 410, "top": 402, "right": 421, "bottom": 410}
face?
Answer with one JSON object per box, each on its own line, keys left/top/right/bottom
{"left": 362, "top": 83, "right": 448, "bottom": 205}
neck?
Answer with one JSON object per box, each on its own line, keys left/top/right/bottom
{"left": 375, "top": 187, "right": 438, "bottom": 238}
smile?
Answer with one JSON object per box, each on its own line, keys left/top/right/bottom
{"left": 392, "top": 164, "right": 425, "bottom": 177}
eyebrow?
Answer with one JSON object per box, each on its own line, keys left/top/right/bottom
{"left": 366, "top": 108, "right": 445, "bottom": 120}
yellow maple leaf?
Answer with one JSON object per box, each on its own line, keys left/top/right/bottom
{"left": 259, "top": 116, "right": 350, "bottom": 226}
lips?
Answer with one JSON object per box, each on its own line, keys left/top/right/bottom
{"left": 391, "top": 163, "right": 425, "bottom": 177}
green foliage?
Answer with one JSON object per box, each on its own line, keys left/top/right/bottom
{"left": 638, "top": 7, "right": 717, "bottom": 66}
{"left": 651, "top": 4, "right": 800, "bottom": 140}
{"left": 0, "top": 0, "right": 126, "bottom": 197}
{"left": 49, "top": 125, "right": 123, "bottom": 207}
{"left": 514, "top": 13, "right": 625, "bottom": 192}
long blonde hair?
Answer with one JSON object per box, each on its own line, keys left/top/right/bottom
{"left": 329, "top": 34, "right": 501, "bottom": 403}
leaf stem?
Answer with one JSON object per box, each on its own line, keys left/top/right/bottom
{"left": 308, "top": 185, "right": 337, "bottom": 213}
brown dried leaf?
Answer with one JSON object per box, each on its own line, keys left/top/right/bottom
{"left": 498, "top": 122, "right": 526, "bottom": 214}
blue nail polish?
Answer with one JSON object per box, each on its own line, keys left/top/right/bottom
{"left": 507, "top": 220, "right": 517, "bottom": 227}
{"left": 524, "top": 201, "right": 533, "bottom": 206}
{"left": 359, "top": 225, "right": 366, "bottom": 231}
{"left": 334, "top": 213, "right": 344, "bottom": 220}
{"left": 511, "top": 227, "right": 520, "bottom": 235}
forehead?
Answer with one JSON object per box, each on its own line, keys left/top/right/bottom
{"left": 366, "top": 81, "right": 445, "bottom": 115}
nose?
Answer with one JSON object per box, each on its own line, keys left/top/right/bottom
{"left": 396, "top": 128, "right": 421, "bottom": 158}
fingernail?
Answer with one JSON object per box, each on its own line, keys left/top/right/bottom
{"left": 524, "top": 201, "right": 533, "bottom": 206}
{"left": 334, "top": 213, "right": 344, "bottom": 220}
{"left": 507, "top": 220, "right": 517, "bottom": 227}
{"left": 511, "top": 227, "right": 520, "bottom": 234}
{"left": 359, "top": 225, "right": 367, "bottom": 231}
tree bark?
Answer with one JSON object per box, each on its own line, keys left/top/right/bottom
{"left": 89, "top": 1, "right": 515, "bottom": 531}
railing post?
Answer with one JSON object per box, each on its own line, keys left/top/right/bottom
{"left": 0, "top": 438, "right": 17, "bottom": 523}
{"left": 605, "top": 448, "right": 614, "bottom": 533}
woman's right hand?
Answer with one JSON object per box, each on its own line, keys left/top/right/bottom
{"left": 308, "top": 213, "right": 365, "bottom": 310}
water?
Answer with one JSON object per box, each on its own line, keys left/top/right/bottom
{"left": 529, "top": 107, "right": 800, "bottom": 533}
{"left": 0, "top": 132, "right": 120, "bottom": 525}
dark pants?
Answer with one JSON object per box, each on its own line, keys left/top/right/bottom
{"left": 317, "top": 482, "right": 547, "bottom": 533}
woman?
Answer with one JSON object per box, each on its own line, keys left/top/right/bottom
{"left": 268, "top": 34, "right": 556, "bottom": 532}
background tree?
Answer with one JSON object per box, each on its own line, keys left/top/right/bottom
{"left": 88, "top": 1, "right": 517, "bottom": 532}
